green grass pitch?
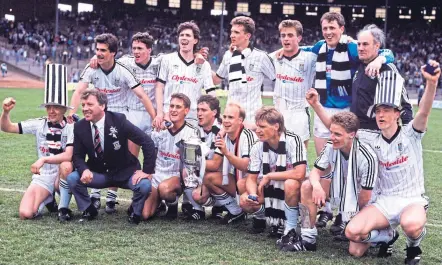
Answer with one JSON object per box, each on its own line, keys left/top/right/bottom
{"left": 0, "top": 88, "right": 441, "bottom": 264}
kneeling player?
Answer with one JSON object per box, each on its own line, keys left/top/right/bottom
{"left": 240, "top": 106, "right": 306, "bottom": 246}
{"left": 345, "top": 61, "right": 440, "bottom": 264}
{"left": 193, "top": 102, "right": 256, "bottom": 224}
{"left": 296, "top": 112, "right": 378, "bottom": 254}
{"left": 0, "top": 64, "right": 74, "bottom": 220}
{"left": 141, "top": 93, "right": 200, "bottom": 220}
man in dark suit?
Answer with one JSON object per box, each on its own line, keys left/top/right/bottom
{"left": 67, "top": 89, "right": 156, "bottom": 224}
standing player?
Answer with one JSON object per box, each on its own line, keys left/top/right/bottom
{"left": 153, "top": 21, "right": 215, "bottom": 128}
{"left": 212, "top": 16, "right": 276, "bottom": 127}
{"left": 240, "top": 107, "right": 307, "bottom": 246}
{"left": 118, "top": 32, "right": 162, "bottom": 156}
{"left": 68, "top": 33, "right": 156, "bottom": 214}
{"left": 345, "top": 61, "right": 440, "bottom": 264}
{"left": 141, "top": 93, "right": 200, "bottom": 220}
{"left": 270, "top": 20, "right": 316, "bottom": 147}
{"left": 1, "top": 64, "right": 73, "bottom": 220}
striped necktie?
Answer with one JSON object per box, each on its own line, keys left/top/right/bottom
{"left": 93, "top": 124, "right": 103, "bottom": 159}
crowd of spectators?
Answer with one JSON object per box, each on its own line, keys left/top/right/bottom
{"left": 1, "top": 12, "right": 441, "bottom": 89}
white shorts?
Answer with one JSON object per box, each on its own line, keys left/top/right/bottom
{"left": 31, "top": 173, "right": 57, "bottom": 194}
{"left": 127, "top": 109, "right": 152, "bottom": 135}
{"left": 281, "top": 107, "right": 310, "bottom": 142}
{"left": 371, "top": 195, "right": 429, "bottom": 227}
{"left": 314, "top": 107, "right": 349, "bottom": 138}
{"left": 152, "top": 171, "right": 179, "bottom": 189}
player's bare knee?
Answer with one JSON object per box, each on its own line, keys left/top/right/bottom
{"left": 345, "top": 222, "right": 361, "bottom": 241}
{"left": 300, "top": 180, "right": 313, "bottom": 201}
{"left": 348, "top": 246, "right": 365, "bottom": 258}
{"left": 59, "top": 162, "right": 73, "bottom": 179}
{"left": 19, "top": 208, "right": 34, "bottom": 219}
{"left": 401, "top": 218, "right": 425, "bottom": 237}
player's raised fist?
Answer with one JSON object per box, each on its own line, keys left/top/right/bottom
{"left": 2, "top": 97, "right": 16, "bottom": 112}
{"left": 421, "top": 60, "right": 440, "bottom": 84}
{"left": 305, "top": 88, "right": 319, "bottom": 106}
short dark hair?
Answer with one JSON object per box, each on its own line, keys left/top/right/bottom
{"left": 171, "top": 93, "right": 191, "bottom": 109}
{"left": 330, "top": 112, "right": 359, "bottom": 133}
{"left": 81, "top": 88, "right": 108, "bottom": 110}
{"left": 95, "top": 33, "right": 118, "bottom": 54}
{"left": 131, "top": 32, "right": 154, "bottom": 49}
{"left": 178, "top": 21, "right": 200, "bottom": 41}
{"left": 198, "top": 95, "right": 221, "bottom": 121}
{"left": 320, "top": 12, "right": 345, "bottom": 27}
{"left": 231, "top": 16, "right": 255, "bottom": 35}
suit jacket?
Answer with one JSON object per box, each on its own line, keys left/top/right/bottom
{"left": 73, "top": 111, "right": 156, "bottom": 181}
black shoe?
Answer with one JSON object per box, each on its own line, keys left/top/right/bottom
{"left": 128, "top": 213, "right": 141, "bottom": 225}
{"left": 281, "top": 233, "right": 317, "bottom": 252}
{"left": 332, "top": 221, "right": 348, "bottom": 241}
{"left": 268, "top": 224, "right": 284, "bottom": 238}
{"left": 78, "top": 205, "right": 98, "bottom": 223}
{"left": 45, "top": 197, "right": 58, "bottom": 213}
{"left": 221, "top": 211, "right": 246, "bottom": 224}
{"left": 330, "top": 213, "right": 344, "bottom": 235}
{"left": 105, "top": 201, "right": 118, "bottom": 214}
{"left": 181, "top": 202, "right": 193, "bottom": 215}
{"left": 250, "top": 218, "right": 266, "bottom": 234}
{"left": 404, "top": 246, "right": 422, "bottom": 265}
{"left": 90, "top": 197, "right": 101, "bottom": 210}
{"left": 58, "top": 208, "right": 73, "bottom": 222}
{"left": 378, "top": 229, "right": 399, "bottom": 257}
{"left": 276, "top": 229, "right": 297, "bottom": 249}
{"left": 127, "top": 203, "right": 134, "bottom": 217}
{"left": 156, "top": 201, "right": 168, "bottom": 217}
{"left": 184, "top": 208, "right": 206, "bottom": 221}
{"left": 210, "top": 206, "right": 225, "bottom": 220}
{"left": 316, "top": 210, "right": 333, "bottom": 228}
{"left": 164, "top": 203, "right": 178, "bottom": 219}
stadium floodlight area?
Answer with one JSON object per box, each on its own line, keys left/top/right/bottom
{"left": 58, "top": 4, "right": 72, "bottom": 12}
{"left": 78, "top": 2, "right": 93, "bottom": 13}
{"left": 4, "top": 14, "right": 14, "bottom": 22}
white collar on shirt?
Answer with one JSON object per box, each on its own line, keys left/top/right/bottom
{"left": 90, "top": 114, "right": 105, "bottom": 131}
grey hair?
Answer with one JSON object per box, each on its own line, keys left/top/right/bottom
{"left": 358, "top": 24, "right": 385, "bottom": 48}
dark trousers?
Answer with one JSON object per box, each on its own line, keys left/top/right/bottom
{"left": 67, "top": 171, "right": 151, "bottom": 216}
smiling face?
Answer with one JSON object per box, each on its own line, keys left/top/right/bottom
{"left": 178, "top": 28, "right": 198, "bottom": 53}
{"left": 132, "top": 40, "right": 151, "bottom": 65}
{"left": 329, "top": 123, "right": 354, "bottom": 151}
{"left": 45, "top": 105, "right": 67, "bottom": 123}
{"left": 230, "top": 24, "right": 250, "bottom": 49}
{"left": 255, "top": 120, "right": 279, "bottom": 142}
{"left": 95, "top": 43, "right": 114, "bottom": 66}
{"left": 357, "top": 31, "right": 380, "bottom": 64}
{"left": 197, "top": 102, "right": 216, "bottom": 129}
{"left": 321, "top": 19, "right": 344, "bottom": 48}
{"left": 169, "top": 97, "right": 189, "bottom": 123}
{"left": 280, "top": 27, "right": 302, "bottom": 55}
{"left": 375, "top": 105, "right": 400, "bottom": 131}
{"left": 222, "top": 105, "right": 243, "bottom": 135}
{"left": 81, "top": 95, "right": 105, "bottom": 123}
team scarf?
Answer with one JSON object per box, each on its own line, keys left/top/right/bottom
{"left": 263, "top": 133, "right": 287, "bottom": 227}
{"left": 199, "top": 120, "right": 221, "bottom": 151}
{"left": 221, "top": 125, "right": 245, "bottom": 185}
{"left": 314, "top": 35, "right": 352, "bottom": 105}
{"left": 330, "top": 138, "right": 360, "bottom": 222}
{"left": 46, "top": 118, "right": 67, "bottom": 155}
{"left": 228, "top": 47, "right": 251, "bottom": 86}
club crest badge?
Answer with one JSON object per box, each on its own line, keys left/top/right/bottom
{"left": 113, "top": 141, "right": 121, "bottom": 150}
{"left": 109, "top": 126, "right": 118, "bottom": 139}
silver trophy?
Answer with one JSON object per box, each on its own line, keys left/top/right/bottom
{"left": 179, "top": 136, "right": 208, "bottom": 188}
